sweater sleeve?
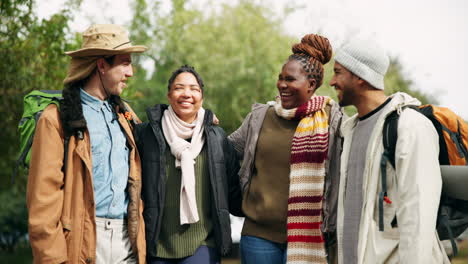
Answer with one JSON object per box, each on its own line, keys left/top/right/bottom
{"left": 227, "top": 111, "right": 253, "bottom": 160}
{"left": 394, "top": 109, "right": 442, "bottom": 263}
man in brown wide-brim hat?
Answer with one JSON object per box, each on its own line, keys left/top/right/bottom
{"left": 27, "top": 24, "right": 148, "bottom": 264}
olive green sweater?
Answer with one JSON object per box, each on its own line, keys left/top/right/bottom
{"left": 241, "top": 108, "right": 299, "bottom": 243}
{"left": 156, "top": 146, "right": 215, "bottom": 258}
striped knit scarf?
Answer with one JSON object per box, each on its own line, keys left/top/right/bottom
{"left": 274, "top": 95, "right": 331, "bottom": 264}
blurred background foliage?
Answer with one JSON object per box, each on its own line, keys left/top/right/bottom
{"left": 0, "top": 0, "right": 436, "bottom": 259}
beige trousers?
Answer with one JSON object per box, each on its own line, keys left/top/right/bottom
{"left": 95, "top": 217, "right": 137, "bottom": 264}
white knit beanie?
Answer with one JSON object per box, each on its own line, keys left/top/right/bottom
{"left": 334, "top": 38, "right": 390, "bottom": 90}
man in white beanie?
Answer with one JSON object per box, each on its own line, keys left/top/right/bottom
{"left": 27, "top": 24, "right": 147, "bottom": 264}
{"left": 329, "top": 38, "right": 450, "bottom": 264}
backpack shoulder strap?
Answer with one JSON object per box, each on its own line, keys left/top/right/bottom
{"left": 382, "top": 109, "right": 400, "bottom": 169}
{"left": 379, "top": 105, "right": 419, "bottom": 231}
{"left": 382, "top": 105, "right": 420, "bottom": 168}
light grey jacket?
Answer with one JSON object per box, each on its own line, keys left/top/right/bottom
{"left": 337, "top": 92, "right": 450, "bottom": 263}
{"left": 228, "top": 100, "right": 345, "bottom": 234}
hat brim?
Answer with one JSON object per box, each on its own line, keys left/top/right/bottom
{"left": 65, "top": 45, "right": 148, "bottom": 57}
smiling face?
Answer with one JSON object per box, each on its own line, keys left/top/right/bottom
{"left": 277, "top": 59, "right": 315, "bottom": 109}
{"left": 100, "top": 54, "right": 133, "bottom": 96}
{"left": 329, "top": 62, "right": 360, "bottom": 107}
{"left": 167, "top": 72, "right": 203, "bottom": 123}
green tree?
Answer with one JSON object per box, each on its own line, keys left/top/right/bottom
{"left": 129, "top": 0, "right": 294, "bottom": 133}
{"left": 384, "top": 58, "right": 436, "bottom": 105}
{"left": 0, "top": 0, "right": 80, "bottom": 252}
{"left": 317, "top": 57, "right": 436, "bottom": 117}
{"left": 0, "top": 189, "right": 28, "bottom": 252}
{"left": 128, "top": 0, "right": 436, "bottom": 130}
{"left": 1, "top": 0, "right": 81, "bottom": 188}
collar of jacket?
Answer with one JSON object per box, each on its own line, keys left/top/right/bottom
{"left": 340, "top": 92, "right": 421, "bottom": 137}
{"left": 117, "top": 110, "right": 137, "bottom": 149}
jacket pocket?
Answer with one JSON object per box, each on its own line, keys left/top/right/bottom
{"left": 63, "top": 228, "right": 71, "bottom": 242}
{"left": 375, "top": 166, "right": 399, "bottom": 239}
{"left": 61, "top": 217, "right": 72, "bottom": 241}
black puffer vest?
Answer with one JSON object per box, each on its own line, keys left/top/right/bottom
{"left": 134, "top": 104, "right": 243, "bottom": 258}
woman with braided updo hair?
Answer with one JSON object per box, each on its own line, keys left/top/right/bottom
{"left": 229, "top": 34, "right": 346, "bottom": 264}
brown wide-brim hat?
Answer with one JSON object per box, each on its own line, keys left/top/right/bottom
{"left": 65, "top": 24, "right": 147, "bottom": 57}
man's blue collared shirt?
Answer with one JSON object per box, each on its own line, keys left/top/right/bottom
{"left": 80, "top": 89, "right": 129, "bottom": 219}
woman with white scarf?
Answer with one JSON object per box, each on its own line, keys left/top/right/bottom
{"left": 135, "top": 65, "right": 243, "bottom": 264}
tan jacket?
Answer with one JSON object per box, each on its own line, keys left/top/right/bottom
{"left": 27, "top": 104, "right": 146, "bottom": 264}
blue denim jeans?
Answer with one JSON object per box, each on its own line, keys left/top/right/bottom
{"left": 240, "top": 236, "right": 287, "bottom": 264}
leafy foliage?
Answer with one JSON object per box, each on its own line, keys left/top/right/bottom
{"left": 0, "top": 0, "right": 80, "bottom": 252}
{"left": 127, "top": 0, "right": 435, "bottom": 129}
{"left": 0, "top": 189, "right": 28, "bottom": 252}
{"left": 384, "top": 58, "right": 437, "bottom": 105}
{"left": 129, "top": 0, "right": 294, "bottom": 133}
{"left": 0, "top": 0, "right": 81, "bottom": 188}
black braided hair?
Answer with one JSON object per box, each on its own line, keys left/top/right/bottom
{"left": 167, "top": 64, "right": 204, "bottom": 94}
{"left": 60, "top": 81, "right": 87, "bottom": 137}
{"left": 288, "top": 34, "right": 333, "bottom": 88}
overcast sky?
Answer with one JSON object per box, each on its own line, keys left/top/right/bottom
{"left": 37, "top": 0, "right": 468, "bottom": 119}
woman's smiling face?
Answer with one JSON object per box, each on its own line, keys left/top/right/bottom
{"left": 167, "top": 72, "right": 203, "bottom": 123}
{"left": 277, "top": 60, "right": 315, "bottom": 109}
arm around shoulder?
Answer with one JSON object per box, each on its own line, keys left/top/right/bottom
{"left": 227, "top": 111, "right": 253, "bottom": 159}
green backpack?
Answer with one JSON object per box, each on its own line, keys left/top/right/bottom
{"left": 12, "top": 90, "right": 65, "bottom": 182}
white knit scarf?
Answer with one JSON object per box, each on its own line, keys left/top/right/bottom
{"left": 161, "top": 106, "right": 205, "bottom": 225}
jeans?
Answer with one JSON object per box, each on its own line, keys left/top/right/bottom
{"left": 147, "top": 246, "right": 220, "bottom": 264}
{"left": 240, "top": 235, "right": 287, "bottom": 264}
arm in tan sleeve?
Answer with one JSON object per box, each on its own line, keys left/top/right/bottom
{"left": 26, "top": 106, "right": 68, "bottom": 264}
